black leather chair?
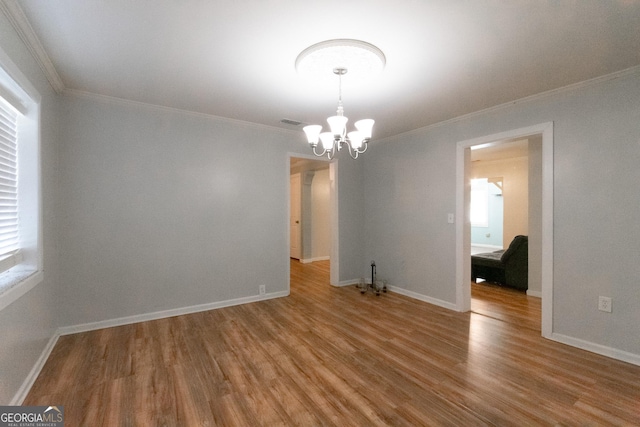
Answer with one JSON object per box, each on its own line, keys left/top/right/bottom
{"left": 471, "top": 235, "right": 528, "bottom": 290}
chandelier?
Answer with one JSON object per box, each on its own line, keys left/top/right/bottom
{"left": 296, "top": 39, "right": 385, "bottom": 160}
{"left": 302, "top": 67, "right": 374, "bottom": 159}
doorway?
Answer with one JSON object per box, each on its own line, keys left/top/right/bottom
{"left": 289, "top": 154, "right": 334, "bottom": 286}
{"left": 455, "top": 123, "right": 553, "bottom": 338}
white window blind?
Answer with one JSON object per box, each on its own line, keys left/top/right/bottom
{"left": 0, "top": 96, "right": 19, "bottom": 260}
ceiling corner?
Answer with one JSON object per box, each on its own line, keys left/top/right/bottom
{"left": 0, "top": 0, "right": 65, "bottom": 93}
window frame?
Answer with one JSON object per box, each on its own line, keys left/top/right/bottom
{"left": 0, "top": 45, "right": 43, "bottom": 312}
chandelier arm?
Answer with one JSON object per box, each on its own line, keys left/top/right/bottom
{"left": 329, "top": 142, "right": 338, "bottom": 159}
{"left": 357, "top": 141, "right": 369, "bottom": 154}
{"left": 342, "top": 140, "right": 358, "bottom": 159}
{"left": 325, "top": 146, "right": 335, "bottom": 160}
{"left": 312, "top": 145, "right": 327, "bottom": 158}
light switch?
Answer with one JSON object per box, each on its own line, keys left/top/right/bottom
{"left": 448, "top": 213, "right": 454, "bottom": 224}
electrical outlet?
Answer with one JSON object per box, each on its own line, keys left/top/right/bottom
{"left": 259, "top": 285, "right": 266, "bottom": 296}
{"left": 598, "top": 296, "right": 612, "bottom": 313}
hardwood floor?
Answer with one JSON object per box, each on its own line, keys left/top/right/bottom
{"left": 25, "top": 260, "right": 640, "bottom": 426}
{"left": 471, "top": 280, "right": 541, "bottom": 333}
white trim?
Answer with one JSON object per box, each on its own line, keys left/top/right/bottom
{"left": 300, "top": 256, "right": 330, "bottom": 264}
{"left": 455, "top": 142, "right": 471, "bottom": 312}
{"left": 374, "top": 65, "right": 640, "bottom": 145}
{"left": 286, "top": 155, "right": 293, "bottom": 294}
{"left": 388, "top": 285, "right": 458, "bottom": 311}
{"left": 57, "top": 291, "right": 289, "bottom": 336}
{"left": 0, "top": 44, "right": 44, "bottom": 312}
{"left": 0, "top": 0, "right": 65, "bottom": 93}
{"left": 3, "top": 0, "right": 639, "bottom": 144}
{"left": 10, "top": 331, "right": 59, "bottom": 405}
{"left": 286, "top": 152, "right": 335, "bottom": 291}
{"left": 471, "top": 244, "right": 502, "bottom": 250}
{"left": 65, "top": 88, "right": 299, "bottom": 137}
{"left": 0, "top": 253, "right": 20, "bottom": 274}
{"left": 550, "top": 333, "right": 640, "bottom": 367}
{"left": 456, "top": 122, "right": 554, "bottom": 336}
{"left": 332, "top": 278, "right": 359, "bottom": 288}
{"left": 526, "top": 290, "right": 542, "bottom": 298}
{"left": 12, "top": 289, "right": 290, "bottom": 404}
{"left": 329, "top": 161, "right": 339, "bottom": 286}
{"left": 539, "top": 124, "right": 554, "bottom": 338}
{"left": 0, "top": 270, "right": 42, "bottom": 312}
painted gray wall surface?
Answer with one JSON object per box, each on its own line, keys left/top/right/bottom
{"left": 55, "top": 94, "right": 314, "bottom": 327}
{"left": 364, "top": 135, "right": 457, "bottom": 302}
{"left": 2, "top": 10, "right": 367, "bottom": 396}
{"left": 364, "top": 71, "right": 640, "bottom": 356}
{"left": 335, "top": 159, "right": 366, "bottom": 283}
{"left": 0, "top": 14, "right": 60, "bottom": 404}
{"left": 2, "top": 7, "right": 640, "bottom": 402}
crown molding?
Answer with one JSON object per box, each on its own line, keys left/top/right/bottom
{"left": 375, "top": 64, "right": 640, "bottom": 145}
{"left": 63, "top": 87, "right": 301, "bottom": 137}
{"left": 0, "top": 0, "right": 65, "bottom": 93}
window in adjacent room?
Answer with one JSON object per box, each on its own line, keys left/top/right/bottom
{"left": 470, "top": 178, "right": 489, "bottom": 227}
{"left": 0, "top": 46, "right": 43, "bottom": 311}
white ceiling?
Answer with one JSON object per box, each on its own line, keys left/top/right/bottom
{"left": 5, "top": 0, "right": 640, "bottom": 140}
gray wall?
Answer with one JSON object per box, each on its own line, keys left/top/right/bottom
{"left": 2, "top": 7, "right": 639, "bottom": 403}
{"left": 364, "top": 132, "right": 457, "bottom": 302}
{"left": 56, "top": 95, "right": 300, "bottom": 326}
{"left": 55, "top": 93, "right": 364, "bottom": 327}
{"left": 0, "top": 13, "right": 60, "bottom": 404}
{"left": 335, "top": 159, "right": 366, "bottom": 283}
{"left": 363, "top": 70, "right": 640, "bottom": 356}
{"left": 2, "top": 10, "right": 367, "bottom": 399}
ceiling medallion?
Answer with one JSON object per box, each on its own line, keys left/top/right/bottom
{"left": 295, "top": 39, "right": 386, "bottom": 83}
{"left": 296, "top": 39, "right": 385, "bottom": 159}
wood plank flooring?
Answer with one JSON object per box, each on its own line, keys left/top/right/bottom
{"left": 24, "top": 260, "right": 640, "bottom": 426}
{"left": 471, "top": 280, "right": 541, "bottom": 333}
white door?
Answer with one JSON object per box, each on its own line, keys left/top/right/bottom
{"left": 290, "top": 173, "right": 301, "bottom": 259}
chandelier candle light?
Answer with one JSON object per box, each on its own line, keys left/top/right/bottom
{"left": 296, "top": 39, "right": 385, "bottom": 160}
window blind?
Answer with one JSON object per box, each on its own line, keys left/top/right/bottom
{"left": 0, "top": 96, "right": 19, "bottom": 261}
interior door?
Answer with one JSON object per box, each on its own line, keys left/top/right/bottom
{"left": 290, "top": 173, "right": 301, "bottom": 259}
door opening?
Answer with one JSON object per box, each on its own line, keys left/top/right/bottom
{"left": 456, "top": 123, "right": 553, "bottom": 338}
{"left": 288, "top": 155, "right": 335, "bottom": 288}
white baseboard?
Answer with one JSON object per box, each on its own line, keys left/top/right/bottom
{"left": 387, "top": 285, "right": 458, "bottom": 311}
{"left": 57, "top": 291, "right": 289, "bottom": 336}
{"left": 11, "top": 332, "right": 60, "bottom": 405}
{"left": 526, "top": 289, "right": 542, "bottom": 298}
{"left": 300, "top": 256, "right": 330, "bottom": 264}
{"left": 11, "top": 290, "right": 287, "bottom": 404}
{"left": 332, "top": 278, "right": 360, "bottom": 287}
{"left": 13, "top": 287, "right": 639, "bottom": 407}
{"left": 471, "top": 244, "right": 502, "bottom": 249}
{"left": 12, "top": 290, "right": 290, "bottom": 404}
{"left": 550, "top": 332, "right": 640, "bottom": 367}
